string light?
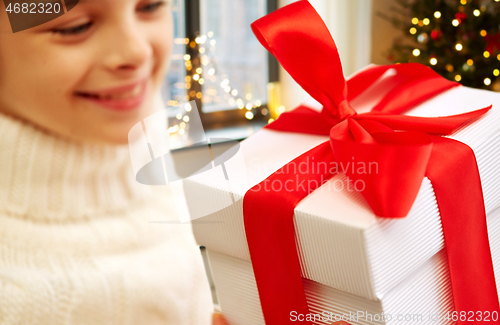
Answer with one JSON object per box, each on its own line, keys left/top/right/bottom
{"left": 430, "top": 58, "right": 438, "bottom": 65}
{"left": 455, "top": 75, "right": 462, "bottom": 82}
{"left": 410, "top": 27, "right": 417, "bottom": 34}
{"left": 237, "top": 99, "right": 244, "bottom": 109}
{"left": 498, "top": 54, "right": 500, "bottom": 61}
{"left": 446, "top": 64, "right": 454, "bottom": 72}
{"left": 411, "top": 17, "right": 419, "bottom": 25}
{"left": 455, "top": 43, "right": 463, "bottom": 51}
{"left": 423, "top": 18, "right": 430, "bottom": 25}
{"left": 494, "top": 69, "right": 500, "bottom": 77}
{"left": 473, "top": 9, "right": 481, "bottom": 16}
{"left": 171, "top": 31, "right": 274, "bottom": 135}
{"left": 484, "top": 78, "right": 492, "bottom": 86}
{"left": 434, "top": 11, "right": 441, "bottom": 18}
{"left": 480, "top": 30, "right": 487, "bottom": 37}
{"left": 452, "top": 19, "right": 460, "bottom": 27}
{"left": 467, "top": 59, "right": 474, "bottom": 66}
{"left": 413, "top": 49, "right": 421, "bottom": 56}
{"left": 460, "top": 0, "right": 467, "bottom": 4}
{"left": 484, "top": 51, "right": 491, "bottom": 58}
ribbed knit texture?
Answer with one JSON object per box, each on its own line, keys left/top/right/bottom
{"left": 0, "top": 111, "right": 214, "bottom": 325}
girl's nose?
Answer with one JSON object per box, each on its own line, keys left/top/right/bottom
{"left": 102, "top": 23, "right": 152, "bottom": 73}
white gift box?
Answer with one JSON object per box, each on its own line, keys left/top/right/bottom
{"left": 187, "top": 83, "right": 500, "bottom": 323}
{"left": 205, "top": 204, "right": 500, "bottom": 325}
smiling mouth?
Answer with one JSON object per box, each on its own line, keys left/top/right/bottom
{"left": 75, "top": 83, "right": 144, "bottom": 101}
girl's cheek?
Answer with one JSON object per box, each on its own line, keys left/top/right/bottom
{"left": 151, "top": 23, "right": 174, "bottom": 78}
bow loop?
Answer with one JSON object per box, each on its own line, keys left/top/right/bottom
{"left": 251, "top": 0, "right": 349, "bottom": 121}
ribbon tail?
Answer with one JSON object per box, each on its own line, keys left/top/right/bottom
{"left": 357, "top": 105, "right": 492, "bottom": 135}
{"left": 426, "top": 136, "right": 500, "bottom": 321}
{"left": 243, "top": 141, "right": 336, "bottom": 325}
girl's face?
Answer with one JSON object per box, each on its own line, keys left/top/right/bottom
{"left": 0, "top": 0, "right": 172, "bottom": 144}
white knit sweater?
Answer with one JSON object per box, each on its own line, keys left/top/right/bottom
{"left": 0, "top": 111, "right": 214, "bottom": 325}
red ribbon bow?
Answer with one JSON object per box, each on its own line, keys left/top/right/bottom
{"left": 243, "top": 1, "right": 500, "bottom": 324}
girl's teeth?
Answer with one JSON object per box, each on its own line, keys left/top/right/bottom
{"left": 98, "top": 84, "right": 143, "bottom": 100}
{"left": 131, "top": 84, "right": 141, "bottom": 96}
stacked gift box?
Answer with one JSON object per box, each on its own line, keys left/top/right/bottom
{"left": 189, "top": 88, "right": 500, "bottom": 324}
{"left": 186, "top": 2, "right": 500, "bottom": 324}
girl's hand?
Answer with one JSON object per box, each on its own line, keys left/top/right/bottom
{"left": 212, "top": 313, "right": 229, "bottom": 325}
{"left": 212, "top": 313, "right": 350, "bottom": 325}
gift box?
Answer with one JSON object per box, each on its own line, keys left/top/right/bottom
{"left": 187, "top": 1, "right": 500, "bottom": 324}
{"left": 205, "top": 205, "right": 500, "bottom": 324}
{"left": 190, "top": 87, "right": 500, "bottom": 324}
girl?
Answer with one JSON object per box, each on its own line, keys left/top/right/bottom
{"left": 0, "top": 0, "right": 223, "bottom": 324}
{"left": 0, "top": 0, "right": 345, "bottom": 323}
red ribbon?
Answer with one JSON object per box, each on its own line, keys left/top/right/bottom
{"left": 485, "top": 32, "right": 500, "bottom": 55}
{"left": 243, "top": 1, "right": 500, "bottom": 324}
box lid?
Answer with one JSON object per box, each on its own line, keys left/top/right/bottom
{"left": 189, "top": 84, "right": 500, "bottom": 301}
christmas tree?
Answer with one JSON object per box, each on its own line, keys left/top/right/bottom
{"left": 384, "top": 0, "right": 500, "bottom": 91}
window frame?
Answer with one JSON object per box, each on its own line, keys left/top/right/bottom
{"left": 184, "top": 0, "right": 279, "bottom": 130}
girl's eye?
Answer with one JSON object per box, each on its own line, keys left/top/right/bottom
{"left": 138, "top": 1, "right": 166, "bottom": 13}
{"left": 52, "top": 22, "right": 93, "bottom": 36}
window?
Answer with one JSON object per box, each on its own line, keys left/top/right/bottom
{"left": 162, "top": 0, "right": 278, "bottom": 142}
{"left": 161, "top": 0, "right": 187, "bottom": 108}
{"left": 199, "top": 0, "right": 268, "bottom": 114}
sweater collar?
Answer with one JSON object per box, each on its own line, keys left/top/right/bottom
{"left": 0, "top": 111, "right": 153, "bottom": 221}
